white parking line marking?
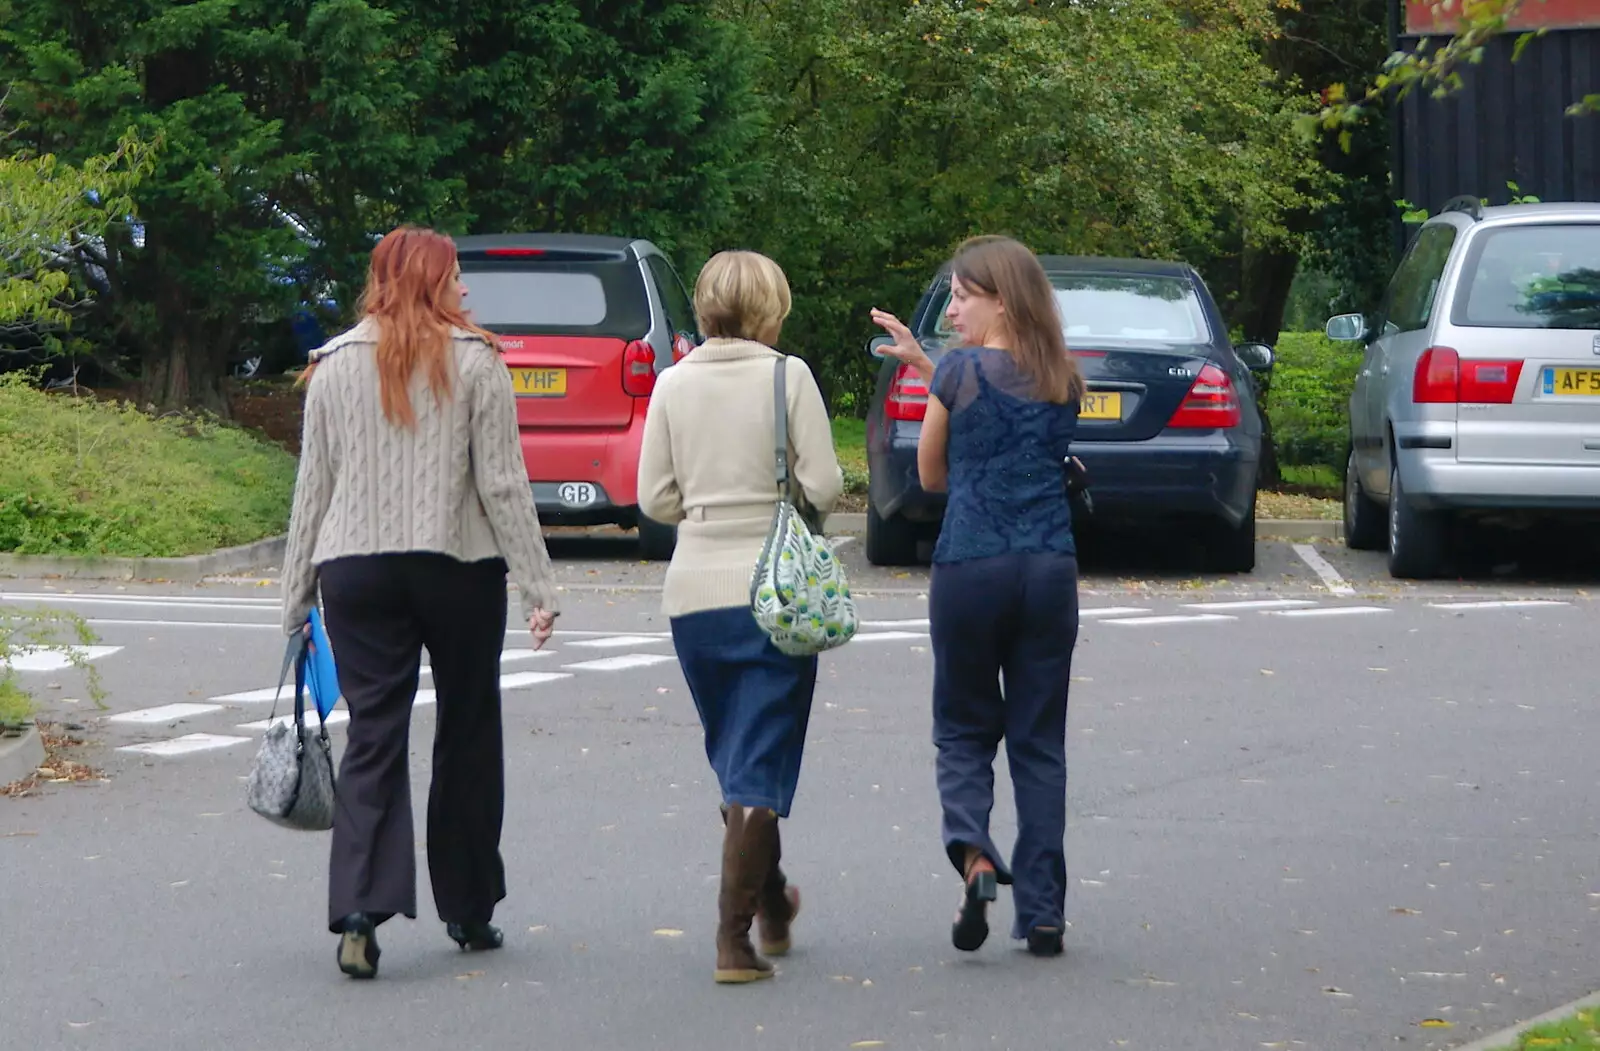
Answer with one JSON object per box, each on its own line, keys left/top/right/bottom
{"left": 849, "top": 631, "right": 928, "bottom": 642}
{"left": 1101, "top": 614, "right": 1237, "bottom": 627}
{"left": 1182, "top": 599, "right": 1318, "bottom": 611}
{"left": 211, "top": 685, "right": 296, "bottom": 704}
{"left": 108, "top": 703, "right": 224, "bottom": 724}
{"left": 862, "top": 619, "right": 931, "bottom": 629}
{"left": 1268, "top": 606, "right": 1392, "bottom": 618}
{"left": 4, "top": 646, "right": 123, "bottom": 672}
{"left": 564, "top": 635, "right": 670, "bottom": 649}
{"left": 561, "top": 653, "right": 677, "bottom": 672}
{"left": 1427, "top": 600, "right": 1571, "bottom": 610}
{"left": 87, "top": 619, "right": 280, "bottom": 630}
{"left": 118, "top": 733, "right": 251, "bottom": 757}
{"left": 1291, "top": 544, "right": 1356, "bottom": 596}
{"left": 498, "top": 671, "right": 574, "bottom": 690}
{"left": 1079, "top": 607, "right": 1152, "bottom": 618}
{"left": 240, "top": 710, "right": 351, "bottom": 732}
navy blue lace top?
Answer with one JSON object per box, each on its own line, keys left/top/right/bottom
{"left": 930, "top": 346, "right": 1081, "bottom": 564}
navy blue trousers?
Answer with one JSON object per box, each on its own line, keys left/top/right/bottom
{"left": 929, "top": 552, "right": 1079, "bottom": 939}
{"left": 670, "top": 606, "right": 818, "bottom": 818}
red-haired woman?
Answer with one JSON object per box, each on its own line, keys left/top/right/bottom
{"left": 281, "top": 225, "right": 560, "bottom": 979}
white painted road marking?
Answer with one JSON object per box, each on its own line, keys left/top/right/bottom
{"left": 4, "top": 645, "right": 123, "bottom": 672}
{"left": 1268, "top": 606, "right": 1392, "bottom": 618}
{"left": 1182, "top": 599, "right": 1318, "bottom": 611}
{"left": 1079, "top": 607, "right": 1153, "bottom": 618}
{"left": 561, "top": 653, "right": 677, "bottom": 672}
{"left": 108, "top": 703, "right": 224, "bottom": 724}
{"left": 848, "top": 631, "right": 928, "bottom": 642}
{"left": 1427, "top": 600, "right": 1571, "bottom": 610}
{"left": 118, "top": 733, "right": 252, "bottom": 757}
{"left": 564, "top": 635, "right": 671, "bottom": 649}
{"left": 1102, "top": 614, "right": 1237, "bottom": 627}
{"left": 240, "top": 710, "right": 352, "bottom": 732}
{"left": 1290, "top": 543, "right": 1356, "bottom": 596}
{"left": 862, "top": 619, "right": 931, "bottom": 629}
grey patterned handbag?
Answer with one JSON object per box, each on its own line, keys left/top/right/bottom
{"left": 245, "top": 632, "right": 336, "bottom": 831}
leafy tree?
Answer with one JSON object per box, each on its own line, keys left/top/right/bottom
{"left": 0, "top": 121, "right": 149, "bottom": 337}
{"left": 715, "top": 0, "right": 1317, "bottom": 413}
{"left": 0, "top": 0, "right": 763, "bottom": 412}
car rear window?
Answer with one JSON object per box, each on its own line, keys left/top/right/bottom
{"left": 931, "top": 273, "right": 1209, "bottom": 342}
{"left": 1452, "top": 224, "right": 1600, "bottom": 330}
{"left": 459, "top": 259, "right": 650, "bottom": 337}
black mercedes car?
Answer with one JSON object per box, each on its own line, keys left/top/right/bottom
{"left": 863, "top": 256, "right": 1275, "bottom": 571}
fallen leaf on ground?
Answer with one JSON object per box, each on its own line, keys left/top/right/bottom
{"left": 456, "top": 970, "right": 485, "bottom": 980}
{"left": 1417, "top": 1018, "right": 1453, "bottom": 1028}
{"left": 850, "top": 1043, "right": 886, "bottom": 1049}
{"left": 1391, "top": 907, "right": 1421, "bottom": 915}
{"left": 653, "top": 929, "right": 684, "bottom": 938}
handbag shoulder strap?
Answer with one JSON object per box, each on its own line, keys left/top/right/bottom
{"left": 772, "top": 356, "right": 790, "bottom": 495}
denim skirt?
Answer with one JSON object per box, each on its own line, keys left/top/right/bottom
{"left": 669, "top": 606, "right": 818, "bottom": 818}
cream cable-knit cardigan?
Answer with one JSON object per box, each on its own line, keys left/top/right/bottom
{"left": 638, "top": 337, "right": 844, "bottom": 617}
{"left": 280, "top": 318, "right": 560, "bottom": 635}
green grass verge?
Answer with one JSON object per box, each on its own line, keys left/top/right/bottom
{"left": 832, "top": 416, "right": 868, "bottom": 495}
{"left": 1490, "top": 1004, "right": 1600, "bottom": 1050}
{"left": 0, "top": 680, "right": 32, "bottom": 725}
{"left": 0, "top": 375, "right": 298, "bottom": 558}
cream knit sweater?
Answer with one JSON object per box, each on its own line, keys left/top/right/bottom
{"left": 280, "top": 318, "right": 560, "bottom": 635}
{"left": 638, "top": 338, "right": 843, "bottom": 617}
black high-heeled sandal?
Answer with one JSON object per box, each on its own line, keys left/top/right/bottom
{"left": 336, "top": 913, "right": 380, "bottom": 979}
{"left": 446, "top": 922, "right": 504, "bottom": 952}
{"left": 951, "top": 856, "right": 998, "bottom": 952}
{"left": 1026, "top": 926, "right": 1064, "bottom": 957}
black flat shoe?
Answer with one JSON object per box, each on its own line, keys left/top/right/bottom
{"left": 951, "top": 862, "right": 998, "bottom": 953}
{"left": 1026, "top": 926, "right": 1064, "bottom": 957}
{"left": 336, "top": 913, "right": 380, "bottom": 979}
{"left": 446, "top": 922, "right": 504, "bottom": 952}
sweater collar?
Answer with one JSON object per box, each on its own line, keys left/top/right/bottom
{"left": 684, "top": 337, "right": 781, "bottom": 363}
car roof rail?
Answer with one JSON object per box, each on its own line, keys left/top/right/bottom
{"left": 1439, "top": 195, "right": 1483, "bottom": 221}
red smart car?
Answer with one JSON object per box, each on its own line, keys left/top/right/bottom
{"left": 455, "top": 233, "right": 699, "bottom": 559}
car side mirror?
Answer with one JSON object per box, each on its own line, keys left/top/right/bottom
{"left": 867, "top": 335, "right": 894, "bottom": 358}
{"left": 1325, "top": 313, "right": 1368, "bottom": 342}
{"left": 1235, "top": 342, "right": 1274, "bottom": 372}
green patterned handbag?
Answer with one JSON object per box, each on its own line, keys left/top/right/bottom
{"left": 750, "top": 357, "right": 858, "bottom": 656}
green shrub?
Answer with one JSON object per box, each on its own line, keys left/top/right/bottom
{"left": 0, "top": 374, "right": 298, "bottom": 557}
{"left": 1266, "top": 331, "right": 1364, "bottom": 469}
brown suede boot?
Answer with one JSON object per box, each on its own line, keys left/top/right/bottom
{"left": 756, "top": 819, "right": 800, "bottom": 957}
{"left": 714, "top": 805, "right": 775, "bottom": 984}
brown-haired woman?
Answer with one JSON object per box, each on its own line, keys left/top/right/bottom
{"left": 871, "top": 234, "right": 1084, "bottom": 958}
{"left": 282, "top": 225, "right": 560, "bottom": 979}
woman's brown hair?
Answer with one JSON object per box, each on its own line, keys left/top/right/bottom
{"left": 301, "top": 226, "right": 498, "bottom": 428}
{"left": 950, "top": 235, "right": 1086, "bottom": 404}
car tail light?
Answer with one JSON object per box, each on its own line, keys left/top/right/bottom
{"left": 1413, "top": 346, "right": 1523, "bottom": 403}
{"left": 885, "top": 363, "right": 929, "bottom": 421}
{"left": 1167, "top": 363, "right": 1240, "bottom": 428}
{"left": 484, "top": 247, "right": 545, "bottom": 258}
{"left": 623, "top": 339, "right": 656, "bottom": 396}
{"left": 671, "top": 333, "right": 694, "bottom": 363}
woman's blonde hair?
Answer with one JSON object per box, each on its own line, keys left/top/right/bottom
{"left": 950, "top": 235, "right": 1085, "bottom": 405}
{"left": 693, "top": 250, "right": 792, "bottom": 346}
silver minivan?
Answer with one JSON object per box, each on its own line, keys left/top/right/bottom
{"left": 1328, "top": 200, "right": 1600, "bottom": 578}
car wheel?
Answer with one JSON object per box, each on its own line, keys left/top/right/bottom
{"left": 1386, "top": 464, "right": 1445, "bottom": 579}
{"left": 865, "top": 502, "right": 921, "bottom": 566}
{"left": 637, "top": 514, "right": 677, "bottom": 561}
{"left": 1208, "top": 495, "right": 1256, "bottom": 574}
{"left": 1343, "top": 448, "right": 1385, "bottom": 551}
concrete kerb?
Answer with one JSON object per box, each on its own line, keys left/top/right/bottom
{"left": 0, "top": 535, "right": 286, "bottom": 584}
{"left": 0, "top": 725, "right": 46, "bottom": 788}
{"left": 1443, "top": 989, "right": 1600, "bottom": 1051}
{"left": 824, "top": 513, "right": 1342, "bottom": 543}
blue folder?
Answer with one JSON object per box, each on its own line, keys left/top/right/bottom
{"left": 305, "top": 608, "right": 341, "bottom": 722}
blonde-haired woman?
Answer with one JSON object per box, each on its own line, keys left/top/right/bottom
{"left": 282, "top": 225, "right": 560, "bottom": 979}
{"left": 637, "top": 250, "right": 843, "bottom": 984}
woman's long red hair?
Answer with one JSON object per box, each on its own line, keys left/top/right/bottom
{"left": 302, "top": 226, "right": 498, "bottom": 428}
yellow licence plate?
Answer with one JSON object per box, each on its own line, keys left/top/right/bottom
{"left": 1081, "top": 391, "right": 1122, "bottom": 420}
{"left": 510, "top": 368, "right": 567, "bottom": 397}
{"left": 1544, "top": 368, "right": 1600, "bottom": 395}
